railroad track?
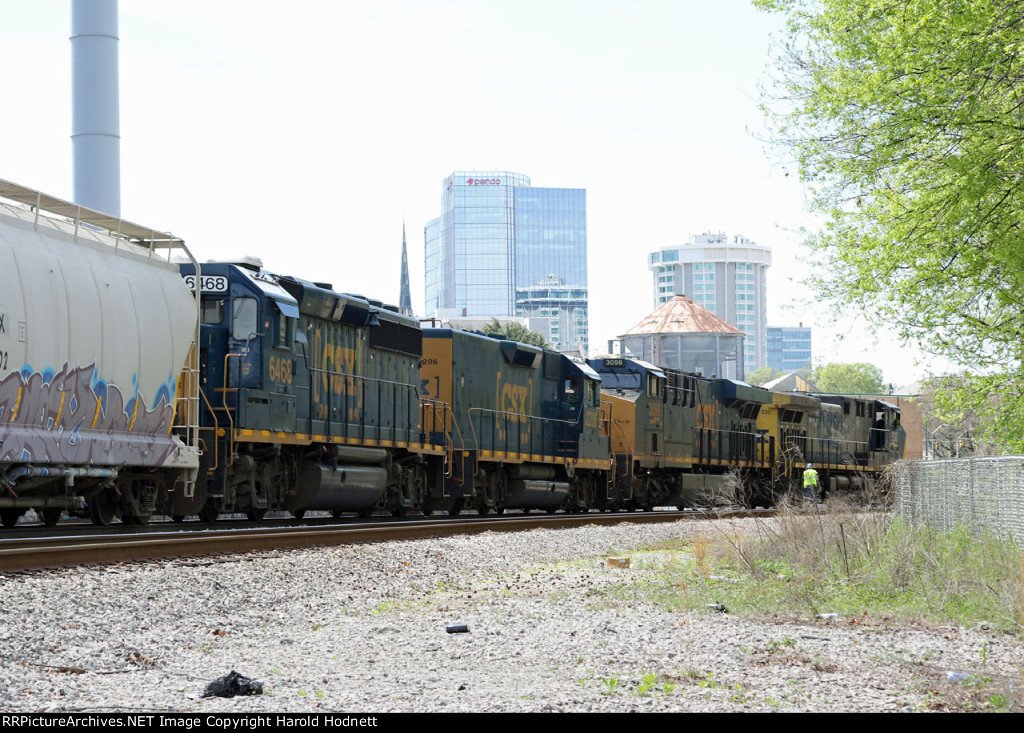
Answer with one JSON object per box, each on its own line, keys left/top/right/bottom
{"left": 0, "top": 509, "right": 776, "bottom": 572}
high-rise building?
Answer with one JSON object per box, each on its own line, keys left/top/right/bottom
{"left": 648, "top": 232, "right": 770, "bottom": 375}
{"left": 515, "top": 274, "right": 589, "bottom": 356}
{"left": 766, "top": 325, "right": 812, "bottom": 373}
{"left": 424, "top": 171, "right": 588, "bottom": 353}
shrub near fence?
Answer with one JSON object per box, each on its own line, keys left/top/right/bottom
{"left": 896, "top": 457, "right": 1024, "bottom": 545}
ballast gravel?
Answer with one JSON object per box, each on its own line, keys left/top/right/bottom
{"left": 0, "top": 516, "right": 1020, "bottom": 713}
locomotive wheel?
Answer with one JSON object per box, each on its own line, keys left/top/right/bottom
{"left": 448, "top": 498, "right": 464, "bottom": 516}
{"left": 494, "top": 506, "right": 505, "bottom": 515}
{"left": 171, "top": 515, "right": 186, "bottom": 523}
{"left": 357, "top": 508, "right": 374, "bottom": 518}
{"left": 291, "top": 509, "right": 306, "bottom": 520}
{"left": 199, "top": 499, "right": 220, "bottom": 523}
{"left": 391, "top": 506, "right": 408, "bottom": 517}
{"left": 0, "top": 509, "right": 22, "bottom": 528}
{"left": 477, "top": 505, "right": 490, "bottom": 516}
{"left": 41, "top": 508, "right": 63, "bottom": 527}
{"left": 89, "top": 492, "right": 118, "bottom": 526}
{"left": 246, "top": 508, "right": 267, "bottom": 522}
{"left": 123, "top": 510, "right": 151, "bottom": 526}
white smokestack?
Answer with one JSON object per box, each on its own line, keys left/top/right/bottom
{"left": 71, "top": 0, "right": 120, "bottom": 217}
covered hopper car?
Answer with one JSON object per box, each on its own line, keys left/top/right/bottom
{"left": 0, "top": 179, "right": 201, "bottom": 527}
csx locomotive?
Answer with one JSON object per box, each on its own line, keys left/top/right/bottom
{"left": 0, "top": 180, "right": 905, "bottom": 527}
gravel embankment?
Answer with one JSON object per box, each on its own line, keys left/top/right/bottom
{"left": 0, "top": 517, "right": 1020, "bottom": 712}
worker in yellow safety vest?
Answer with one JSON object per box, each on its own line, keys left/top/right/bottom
{"left": 803, "top": 463, "right": 819, "bottom": 502}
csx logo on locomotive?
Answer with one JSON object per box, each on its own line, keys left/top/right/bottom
{"left": 501, "top": 382, "right": 529, "bottom": 421}
{"left": 311, "top": 330, "right": 363, "bottom": 421}
{"left": 496, "top": 380, "right": 532, "bottom": 442}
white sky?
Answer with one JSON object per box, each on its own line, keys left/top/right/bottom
{"left": 0, "top": 0, "right": 948, "bottom": 389}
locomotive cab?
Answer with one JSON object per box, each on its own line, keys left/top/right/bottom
{"left": 181, "top": 258, "right": 302, "bottom": 430}
{"left": 558, "top": 357, "right": 606, "bottom": 462}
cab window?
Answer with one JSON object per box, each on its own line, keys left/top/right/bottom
{"left": 201, "top": 299, "right": 224, "bottom": 325}
{"left": 232, "top": 297, "right": 258, "bottom": 341}
{"left": 275, "top": 311, "right": 293, "bottom": 348}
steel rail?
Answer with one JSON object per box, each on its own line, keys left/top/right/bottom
{"left": 0, "top": 510, "right": 770, "bottom": 572}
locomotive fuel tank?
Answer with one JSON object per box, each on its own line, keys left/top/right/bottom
{"left": 286, "top": 446, "right": 388, "bottom": 513}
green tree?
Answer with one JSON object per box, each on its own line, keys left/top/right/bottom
{"left": 756, "top": 0, "right": 1024, "bottom": 449}
{"left": 813, "top": 362, "right": 886, "bottom": 394}
{"left": 481, "top": 318, "right": 550, "bottom": 349}
{"left": 745, "top": 366, "right": 780, "bottom": 386}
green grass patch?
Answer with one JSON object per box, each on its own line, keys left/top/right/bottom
{"left": 592, "top": 512, "right": 1024, "bottom": 633}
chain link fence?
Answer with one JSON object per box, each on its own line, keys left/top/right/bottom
{"left": 895, "top": 457, "right": 1024, "bottom": 544}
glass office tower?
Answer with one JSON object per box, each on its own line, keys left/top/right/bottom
{"left": 766, "top": 325, "right": 813, "bottom": 373}
{"left": 425, "top": 171, "right": 588, "bottom": 353}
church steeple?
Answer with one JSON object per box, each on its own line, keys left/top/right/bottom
{"left": 399, "top": 221, "right": 413, "bottom": 316}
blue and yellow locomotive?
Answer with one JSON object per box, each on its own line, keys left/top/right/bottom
{"left": 180, "top": 258, "right": 436, "bottom": 521}
{"left": 419, "top": 328, "right": 609, "bottom": 514}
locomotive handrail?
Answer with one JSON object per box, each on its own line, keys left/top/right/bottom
{"left": 693, "top": 426, "right": 773, "bottom": 467}
{"left": 465, "top": 407, "right": 578, "bottom": 475}
{"left": 789, "top": 435, "right": 869, "bottom": 469}
{"left": 420, "top": 398, "right": 465, "bottom": 450}
{"left": 598, "top": 399, "right": 613, "bottom": 437}
{"left": 419, "top": 399, "right": 466, "bottom": 485}
{"left": 867, "top": 426, "right": 898, "bottom": 456}
{"left": 664, "top": 381, "right": 696, "bottom": 407}
{"left": 307, "top": 363, "right": 421, "bottom": 444}
{"left": 219, "top": 353, "right": 246, "bottom": 466}
{"left": 468, "top": 403, "right": 573, "bottom": 479}
{"left": 196, "top": 384, "right": 222, "bottom": 474}
{"left": 419, "top": 398, "right": 444, "bottom": 439}
{"left": 608, "top": 418, "right": 636, "bottom": 494}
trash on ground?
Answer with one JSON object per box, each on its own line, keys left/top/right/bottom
{"left": 605, "top": 557, "right": 630, "bottom": 568}
{"left": 202, "top": 670, "right": 264, "bottom": 698}
{"left": 446, "top": 623, "right": 470, "bottom": 634}
{"left": 706, "top": 603, "right": 728, "bottom": 613}
{"left": 816, "top": 613, "right": 840, "bottom": 620}
{"left": 946, "top": 672, "right": 969, "bottom": 683}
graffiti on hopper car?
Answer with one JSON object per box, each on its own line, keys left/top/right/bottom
{"left": 0, "top": 363, "right": 179, "bottom": 465}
